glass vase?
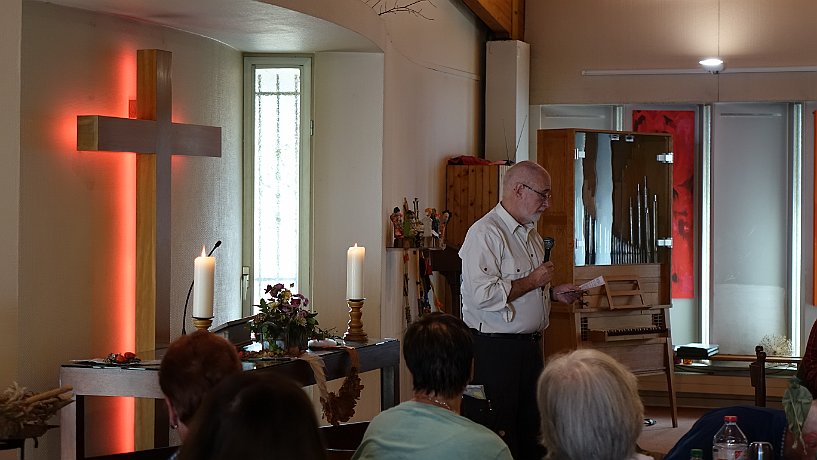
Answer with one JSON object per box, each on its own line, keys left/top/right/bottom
{"left": 285, "top": 328, "right": 308, "bottom": 356}
{"left": 255, "top": 332, "right": 270, "bottom": 350}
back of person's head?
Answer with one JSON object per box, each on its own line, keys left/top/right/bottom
{"left": 159, "top": 330, "right": 242, "bottom": 427}
{"left": 178, "top": 372, "right": 327, "bottom": 460}
{"left": 537, "top": 349, "right": 643, "bottom": 460}
{"left": 403, "top": 312, "right": 473, "bottom": 399}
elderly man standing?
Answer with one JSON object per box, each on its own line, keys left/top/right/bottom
{"left": 460, "top": 160, "right": 581, "bottom": 459}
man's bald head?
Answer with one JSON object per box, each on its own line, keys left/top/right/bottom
{"left": 502, "top": 161, "right": 549, "bottom": 200}
{"left": 500, "top": 161, "right": 552, "bottom": 225}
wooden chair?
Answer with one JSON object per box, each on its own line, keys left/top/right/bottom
{"left": 749, "top": 345, "right": 768, "bottom": 407}
{"left": 84, "top": 423, "right": 370, "bottom": 460}
{"left": 748, "top": 345, "right": 801, "bottom": 407}
{"left": 321, "top": 421, "right": 369, "bottom": 460}
{"left": 87, "top": 446, "right": 178, "bottom": 459}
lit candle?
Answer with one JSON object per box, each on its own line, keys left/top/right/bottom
{"left": 346, "top": 244, "right": 365, "bottom": 300}
{"left": 193, "top": 246, "right": 215, "bottom": 318}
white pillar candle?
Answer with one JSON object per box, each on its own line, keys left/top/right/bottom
{"left": 346, "top": 244, "right": 365, "bottom": 300}
{"left": 193, "top": 246, "right": 215, "bottom": 318}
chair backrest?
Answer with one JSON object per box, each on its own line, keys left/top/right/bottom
{"left": 321, "top": 421, "right": 369, "bottom": 460}
{"left": 749, "top": 345, "right": 767, "bottom": 406}
{"left": 87, "top": 446, "right": 178, "bottom": 459}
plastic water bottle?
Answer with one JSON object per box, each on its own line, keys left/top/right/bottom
{"left": 690, "top": 448, "right": 704, "bottom": 459}
{"left": 712, "top": 415, "right": 748, "bottom": 460}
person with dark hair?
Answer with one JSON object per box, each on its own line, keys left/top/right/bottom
{"left": 177, "top": 372, "right": 327, "bottom": 460}
{"left": 459, "top": 160, "right": 582, "bottom": 459}
{"left": 352, "top": 312, "right": 512, "bottom": 460}
{"left": 159, "top": 330, "right": 242, "bottom": 444}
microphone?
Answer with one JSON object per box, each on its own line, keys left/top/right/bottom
{"left": 543, "top": 237, "right": 555, "bottom": 263}
{"left": 182, "top": 240, "right": 222, "bottom": 335}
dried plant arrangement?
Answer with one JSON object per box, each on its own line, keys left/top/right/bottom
{"left": 0, "top": 383, "right": 73, "bottom": 439}
{"left": 759, "top": 334, "right": 793, "bottom": 357}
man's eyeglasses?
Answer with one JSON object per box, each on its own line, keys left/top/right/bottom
{"left": 521, "top": 183, "right": 552, "bottom": 202}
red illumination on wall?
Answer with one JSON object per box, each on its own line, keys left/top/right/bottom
{"left": 69, "top": 46, "right": 138, "bottom": 454}
{"left": 111, "top": 149, "right": 136, "bottom": 452}
{"left": 633, "top": 110, "right": 696, "bottom": 299}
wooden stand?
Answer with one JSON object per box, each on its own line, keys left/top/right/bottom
{"left": 343, "top": 299, "right": 368, "bottom": 342}
{"left": 192, "top": 317, "right": 213, "bottom": 331}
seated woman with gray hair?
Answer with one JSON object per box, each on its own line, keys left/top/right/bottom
{"left": 537, "top": 349, "right": 652, "bottom": 460}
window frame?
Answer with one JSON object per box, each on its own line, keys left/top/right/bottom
{"left": 242, "top": 56, "right": 313, "bottom": 316}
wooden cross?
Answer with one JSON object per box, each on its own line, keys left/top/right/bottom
{"left": 77, "top": 49, "right": 222, "bottom": 351}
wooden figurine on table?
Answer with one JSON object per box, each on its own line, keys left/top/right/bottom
{"left": 439, "top": 209, "right": 451, "bottom": 248}
{"left": 403, "top": 209, "right": 414, "bottom": 247}
{"left": 428, "top": 208, "right": 440, "bottom": 235}
{"left": 390, "top": 207, "right": 403, "bottom": 247}
{"left": 421, "top": 212, "right": 434, "bottom": 248}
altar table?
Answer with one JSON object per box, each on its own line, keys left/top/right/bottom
{"left": 59, "top": 338, "right": 400, "bottom": 460}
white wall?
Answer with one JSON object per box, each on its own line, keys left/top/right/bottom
{"left": 485, "top": 40, "right": 530, "bottom": 162}
{"left": 527, "top": 0, "right": 817, "bottom": 104}
{"left": 312, "top": 50, "right": 384, "bottom": 421}
{"left": 20, "top": 3, "right": 242, "bottom": 457}
{"left": 380, "top": 12, "right": 484, "bottom": 400}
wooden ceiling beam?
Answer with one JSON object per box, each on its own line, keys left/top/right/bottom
{"left": 462, "top": 0, "right": 525, "bottom": 40}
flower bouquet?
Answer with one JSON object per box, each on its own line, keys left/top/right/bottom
{"left": 248, "top": 283, "right": 322, "bottom": 356}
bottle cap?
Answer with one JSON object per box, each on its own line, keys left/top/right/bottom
{"left": 724, "top": 415, "right": 738, "bottom": 422}
{"left": 691, "top": 448, "right": 703, "bottom": 455}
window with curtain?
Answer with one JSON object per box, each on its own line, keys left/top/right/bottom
{"left": 710, "top": 103, "right": 798, "bottom": 354}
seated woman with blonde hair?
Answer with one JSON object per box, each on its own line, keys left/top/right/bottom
{"left": 537, "top": 348, "right": 652, "bottom": 460}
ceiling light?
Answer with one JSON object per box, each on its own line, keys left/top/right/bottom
{"left": 699, "top": 58, "right": 724, "bottom": 73}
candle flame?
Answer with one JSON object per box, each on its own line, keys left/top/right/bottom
{"left": 201, "top": 245, "right": 207, "bottom": 257}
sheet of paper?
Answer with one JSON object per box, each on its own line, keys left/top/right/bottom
{"left": 578, "top": 276, "right": 605, "bottom": 291}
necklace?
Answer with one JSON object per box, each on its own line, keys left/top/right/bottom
{"left": 413, "top": 393, "right": 452, "bottom": 411}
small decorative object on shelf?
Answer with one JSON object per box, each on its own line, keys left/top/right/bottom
{"left": 439, "top": 209, "right": 451, "bottom": 248}
{"left": 388, "top": 198, "right": 445, "bottom": 249}
{"left": 758, "top": 334, "right": 793, "bottom": 357}
{"left": 390, "top": 207, "right": 404, "bottom": 247}
{"left": 248, "top": 283, "right": 321, "bottom": 356}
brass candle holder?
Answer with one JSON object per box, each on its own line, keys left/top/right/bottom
{"left": 192, "top": 317, "right": 213, "bottom": 331}
{"left": 343, "top": 299, "right": 368, "bottom": 342}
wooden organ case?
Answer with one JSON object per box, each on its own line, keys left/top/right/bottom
{"left": 537, "top": 129, "right": 678, "bottom": 427}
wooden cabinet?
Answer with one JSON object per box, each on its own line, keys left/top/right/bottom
{"left": 444, "top": 164, "right": 509, "bottom": 248}
{"left": 537, "top": 128, "right": 678, "bottom": 426}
